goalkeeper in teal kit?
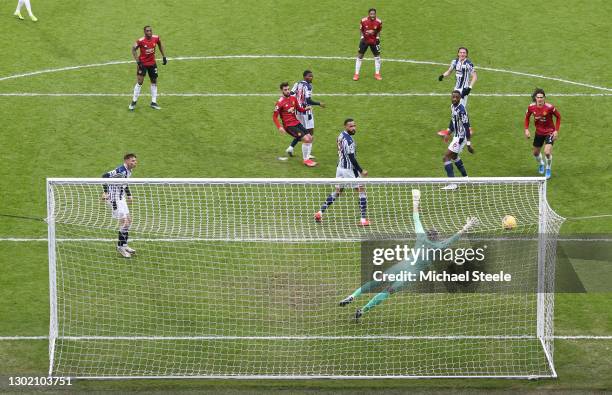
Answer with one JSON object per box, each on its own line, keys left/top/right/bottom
{"left": 339, "top": 189, "right": 479, "bottom": 319}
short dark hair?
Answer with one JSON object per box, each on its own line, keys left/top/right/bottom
{"left": 368, "top": 8, "right": 376, "bottom": 13}
{"left": 532, "top": 88, "right": 546, "bottom": 101}
{"left": 124, "top": 153, "right": 137, "bottom": 160}
{"left": 452, "top": 90, "right": 462, "bottom": 96}
{"left": 143, "top": 25, "right": 152, "bottom": 32}
{"left": 303, "top": 70, "right": 313, "bottom": 77}
{"left": 344, "top": 118, "right": 354, "bottom": 125}
{"left": 279, "top": 82, "right": 289, "bottom": 89}
{"left": 458, "top": 46, "right": 469, "bottom": 55}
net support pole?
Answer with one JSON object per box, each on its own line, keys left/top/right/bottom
{"left": 47, "top": 179, "right": 58, "bottom": 376}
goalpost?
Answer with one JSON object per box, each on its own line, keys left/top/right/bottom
{"left": 46, "top": 177, "right": 564, "bottom": 379}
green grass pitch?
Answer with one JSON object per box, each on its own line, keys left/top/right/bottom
{"left": 0, "top": 0, "right": 611, "bottom": 392}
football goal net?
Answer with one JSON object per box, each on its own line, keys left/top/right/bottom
{"left": 46, "top": 177, "right": 563, "bottom": 378}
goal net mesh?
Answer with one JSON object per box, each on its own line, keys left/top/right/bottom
{"left": 47, "top": 178, "right": 563, "bottom": 378}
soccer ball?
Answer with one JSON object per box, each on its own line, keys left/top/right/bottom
{"left": 502, "top": 215, "right": 517, "bottom": 230}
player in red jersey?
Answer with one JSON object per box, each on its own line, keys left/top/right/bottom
{"left": 129, "top": 26, "right": 167, "bottom": 111}
{"left": 354, "top": 8, "right": 382, "bottom": 81}
{"left": 524, "top": 88, "right": 561, "bottom": 179}
{"left": 273, "top": 82, "right": 317, "bottom": 167}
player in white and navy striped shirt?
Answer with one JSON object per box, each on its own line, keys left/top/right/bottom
{"left": 314, "top": 119, "right": 370, "bottom": 226}
{"left": 102, "top": 153, "right": 137, "bottom": 258}
{"left": 438, "top": 47, "right": 477, "bottom": 107}
{"left": 443, "top": 91, "right": 474, "bottom": 179}
{"left": 288, "top": 70, "right": 325, "bottom": 158}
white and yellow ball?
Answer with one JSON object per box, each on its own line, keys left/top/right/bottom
{"left": 502, "top": 215, "right": 517, "bottom": 230}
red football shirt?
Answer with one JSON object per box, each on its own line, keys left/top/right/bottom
{"left": 524, "top": 103, "right": 561, "bottom": 136}
{"left": 135, "top": 35, "right": 160, "bottom": 66}
{"left": 360, "top": 17, "right": 382, "bottom": 45}
{"left": 273, "top": 96, "right": 307, "bottom": 128}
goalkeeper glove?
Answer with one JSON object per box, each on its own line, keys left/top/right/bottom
{"left": 462, "top": 217, "right": 480, "bottom": 232}
{"left": 438, "top": 75, "right": 444, "bottom": 81}
{"left": 462, "top": 87, "right": 472, "bottom": 97}
{"left": 162, "top": 57, "right": 167, "bottom": 65}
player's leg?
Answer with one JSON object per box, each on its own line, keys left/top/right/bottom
{"left": 14, "top": 0, "right": 25, "bottom": 19}
{"left": 149, "top": 66, "right": 161, "bottom": 110}
{"left": 304, "top": 112, "right": 316, "bottom": 159}
{"left": 372, "top": 44, "right": 382, "bottom": 80}
{"left": 443, "top": 150, "right": 456, "bottom": 177}
{"left": 354, "top": 41, "right": 367, "bottom": 80}
{"left": 357, "top": 184, "right": 369, "bottom": 226}
{"left": 453, "top": 156, "right": 468, "bottom": 177}
{"left": 543, "top": 139, "right": 554, "bottom": 179}
{"left": 532, "top": 136, "right": 545, "bottom": 174}
{"left": 114, "top": 200, "right": 132, "bottom": 258}
{"left": 130, "top": 67, "right": 145, "bottom": 110}
{"left": 21, "top": 0, "right": 36, "bottom": 21}
{"left": 299, "top": 127, "right": 316, "bottom": 167}
{"left": 339, "top": 278, "right": 380, "bottom": 306}
{"left": 315, "top": 186, "right": 343, "bottom": 222}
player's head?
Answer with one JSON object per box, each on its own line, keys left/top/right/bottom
{"left": 426, "top": 229, "right": 440, "bottom": 241}
{"left": 303, "top": 70, "right": 313, "bottom": 83}
{"left": 532, "top": 88, "right": 546, "bottom": 105}
{"left": 344, "top": 118, "right": 356, "bottom": 135}
{"left": 451, "top": 90, "right": 462, "bottom": 105}
{"left": 368, "top": 8, "right": 377, "bottom": 19}
{"left": 123, "top": 153, "right": 138, "bottom": 169}
{"left": 143, "top": 26, "right": 153, "bottom": 38}
{"left": 279, "top": 82, "right": 291, "bottom": 97}
{"left": 457, "top": 47, "right": 468, "bottom": 60}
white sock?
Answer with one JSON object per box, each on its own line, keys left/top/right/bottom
{"left": 355, "top": 58, "right": 362, "bottom": 74}
{"left": 151, "top": 84, "right": 158, "bottom": 103}
{"left": 546, "top": 155, "right": 552, "bottom": 169}
{"left": 302, "top": 143, "right": 311, "bottom": 161}
{"left": 534, "top": 153, "right": 543, "bottom": 164}
{"left": 307, "top": 142, "right": 313, "bottom": 157}
{"left": 374, "top": 57, "right": 381, "bottom": 73}
{"left": 15, "top": 0, "right": 24, "bottom": 12}
{"left": 132, "top": 83, "right": 142, "bottom": 102}
{"left": 23, "top": 0, "right": 32, "bottom": 15}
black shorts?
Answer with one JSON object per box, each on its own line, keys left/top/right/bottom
{"left": 137, "top": 63, "right": 158, "bottom": 80}
{"left": 533, "top": 134, "right": 554, "bottom": 147}
{"left": 285, "top": 124, "right": 310, "bottom": 140}
{"left": 358, "top": 39, "right": 381, "bottom": 56}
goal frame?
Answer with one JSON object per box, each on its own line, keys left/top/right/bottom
{"left": 46, "top": 177, "right": 560, "bottom": 380}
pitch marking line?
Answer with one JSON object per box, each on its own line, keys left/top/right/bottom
{"left": 1, "top": 92, "right": 612, "bottom": 98}
{"left": 1, "top": 237, "right": 612, "bottom": 242}
{"left": 0, "top": 55, "right": 610, "bottom": 92}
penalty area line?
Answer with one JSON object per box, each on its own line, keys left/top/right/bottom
{"left": 0, "top": 92, "right": 612, "bottom": 98}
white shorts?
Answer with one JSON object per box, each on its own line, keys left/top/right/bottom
{"left": 296, "top": 111, "right": 314, "bottom": 130}
{"left": 448, "top": 136, "right": 467, "bottom": 154}
{"left": 336, "top": 167, "right": 361, "bottom": 189}
{"left": 108, "top": 198, "right": 129, "bottom": 219}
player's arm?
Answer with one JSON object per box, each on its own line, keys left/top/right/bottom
{"left": 158, "top": 39, "right": 167, "bottom": 65}
{"left": 272, "top": 106, "right": 284, "bottom": 133}
{"left": 439, "top": 62, "right": 454, "bottom": 81}
{"left": 294, "top": 98, "right": 311, "bottom": 113}
{"left": 101, "top": 170, "right": 115, "bottom": 200}
{"left": 131, "top": 43, "right": 142, "bottom": 68}
{"left": 552, "top": 107, "right": 561, "bottom": 140}
{"left": 429, "top": 217, "right": 479, "bottom": 250}
{"left": 348, "top": 153, "right": 364, "bottom": 175}
{"left": 463, "top": 111, "right": 474, "bottom": 153}
{"left": 306, "top": 97, "right": 324, "bottom": 107}
{"left": 411, "top": 190, "right": 426, "bottom": 235}
{"left": 524, "top": 109, "right": 532, "bottom": 138}
{"left": 125, "top": 186, "right": 132, "bottom": 201}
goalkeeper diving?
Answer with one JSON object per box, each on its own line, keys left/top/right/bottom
{"left": 339, "top": 189, "right": 479, "bottom": 319}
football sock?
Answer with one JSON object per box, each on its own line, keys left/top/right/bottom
{"left": 305, "top": 142, "right": 313, "bottom": 158}
{"left": 118, "top": 230, "right": 129, "bottom": 247}
{"left": 363, "top": 291, "right": 390, "bottom": 313}
{"left": 359, "top": 192, "right": 367, "bottom": 218}
{"left": 453, "top": 158, "right": 468, "bottom": 177}
{"left": 290, "top": 138, "right": 299, "bottom": 148}
{"left": 23, "top": 0, "right": 32, "bottom": 15}
{"left": 355, "top": 58, "right": 362, "bottom": 74}
{"left": 546, "top": 155, "right": 553, "bottom": 169}
{"left": 302, "top": 143, "right": 311, "bottom": 161}
{"left": 151, "top": 84, "right": 158, "bottom": 103}
{"left": 534, "top": 153, "right": 544, "bottom": 164}
{"left": 444, "top": 160, "right": 455, "bottom": 177}
{"left": 132, "top": 83, "right": 142, "bottom": 102}
{"left": 321, "top": 192, "right": 338, "bottom": 212}
{"left": 15, "top": 0, "right": 24, "bottom": 12}
{"left": 374, "top": 56, "right": 381, "bottom": 73}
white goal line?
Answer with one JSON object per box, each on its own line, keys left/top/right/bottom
{"left": 2, "top": 237, "right": 612, "bottom": 242}
{"left": 0, "top": 92, "right": 611, "bottom": 98}
{"left": 1, "top": 335, "right": 611, "bottom": 340}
